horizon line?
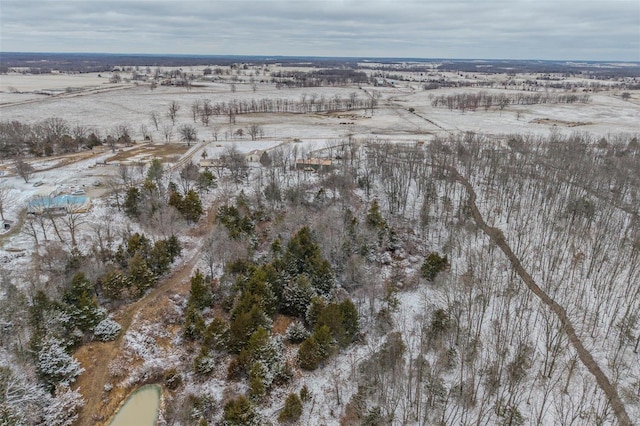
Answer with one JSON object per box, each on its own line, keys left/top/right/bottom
{"left": 2, "top": 51, "right": 639, "bottom": 64}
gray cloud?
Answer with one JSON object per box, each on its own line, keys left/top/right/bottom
{"left": 1, "top": 0, "right": 638, "bottom": 60}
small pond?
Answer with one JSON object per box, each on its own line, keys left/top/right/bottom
{"left": 109, "top": 384, "right": 161, "bottom": 426}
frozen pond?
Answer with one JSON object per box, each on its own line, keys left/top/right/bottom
{"left": 109, "top": 384, "right": 161, "bottom": 426}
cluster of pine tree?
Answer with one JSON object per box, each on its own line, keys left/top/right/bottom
{"left": 182, "top": 225, "right": 360, "bottom": 423}
{"left": 28, "top": 273, "right": 109, "bottom": 392}
{"left": 168, "top": 184, "right": 204, "bottom": 224}
{"left": 99, "top": 232, "right": 181, "bottom": 300}
{"left": 124, "top": 158, "right": 211, "bottom": 224}
{"left": 26, "top": 230, "right": 183, "bottom": 398}
{"left": 216, "top": 203, "right": 256, "bottom": 240}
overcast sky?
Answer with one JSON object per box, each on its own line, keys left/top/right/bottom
{"left": 1, "top": 0, "right": 639, "bottom": 61}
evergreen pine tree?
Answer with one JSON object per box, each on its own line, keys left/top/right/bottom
{"left": 283, "top": 227, "right": 335, "bottom": 296}
{"left": 278, "top": 392, "right": 303, "bottom": 424}
{"left": 36, "top": 338, "right": 84, "bottom": 392}
{"left": 146, "top": 158, "right": 165, "bottom": 188}
{"left": 421, "top": 252, "right": 449, "bottom": 281}
{"left": 222, "top": 396, "right": 259, "bottom": 426}
{"left": 63, "top": 272, "right": 103, "bottom": 332}
{"left": 281, "top": 274, "right": 316, "bottom": 317}
{"left": 298, "top": 335, "right": 322, "bottom": 371}
{"left": 126, "top": 232, "right": 151, "bottom": 258}
{"left": 203, "top": 317, "right": 230, "bottom": 352}
{"left": 168, "top": 187, "right": 184, "bottom": 211}
{"left": 149, "top": 239, "right": 172, "bottom": 275}
{"left": 127, "top": 253, "right": 156, "bottom": 298}
{"left": 167, "top": 235, "right": 182, "bottom": 259}
{"left": 297, "top": 325, "right": 335, "bottom": 370}
{"left": 197, "top": 169, "right": 217, "bottom": 192}
{"left": 189, "top": 269, "right": 212, "bottom": 310}
{"left": 183, "top": 303, "right": 205, "bottom": 341}
{"left": 339, "top": 299, "right": 359, "bottom": 344}
{"left": 366, "top": 199, "right": 386, "bottom": 229}
{"left": 123, "top": 187, "right": 141, "bottom": 217}
{"left": 98, "top": 270, "right": 130, "bottom": 300}
{"left": 249, "top": 361, "right": 268, "bottom": 399}
{"left": 182, "top": 189, "right": 204, "bottom": 223}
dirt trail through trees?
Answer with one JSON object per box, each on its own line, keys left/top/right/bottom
{"left": 74, "top": 249, "right": 199, "bottom": 425}
{"left": 448, "top": 165, "right": 633, "bottom": 426}
{"left": 74, "top": 205, "right": 217, "bottom": 425}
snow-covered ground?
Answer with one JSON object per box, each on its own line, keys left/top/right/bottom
{"left": 0, "top": 72, "right": 107, "bottom": 93}
{"left": 2, "top": 70, "right": 637, "bottom": 146}
{"left": 1, "top": 67, "right": 639, "bottom": 425}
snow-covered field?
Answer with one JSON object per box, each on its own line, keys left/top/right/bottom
{"left": 2, "top": 70, "right": 638, "bottom": 145}
{"left": 0, "top": 72, "right": 107, "bottom": 93}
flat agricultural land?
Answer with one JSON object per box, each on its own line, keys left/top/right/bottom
{"left": 1, "top": 68, "right": 639, "bottom": 145}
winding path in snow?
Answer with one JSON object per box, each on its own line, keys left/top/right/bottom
{"left": 447, "top": 165, "right": 633, "bottom": 426}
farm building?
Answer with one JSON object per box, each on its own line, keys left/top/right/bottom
{"left": 199, "top": 159, "right": 222, "bottom": 168}
{"left": 27, "top": 195, "right": 92, "bottom": 215}
{"left": 295, "top": 158, "right": 333, "bottom": 172}
{"left": 245, "top": 150, "right": 264, "bottom": 163}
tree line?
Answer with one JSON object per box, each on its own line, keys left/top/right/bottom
{"left": 270, "top": 68, "right": 369, "bottom": 87}
{"left": 196, "top": 93, "right": 374, "bottom": 120}
{"left": 430, "top": 91, "right": 591, "bottom": 112}
{"left": 0, "top": 118, "right": 132, "bottom": 158}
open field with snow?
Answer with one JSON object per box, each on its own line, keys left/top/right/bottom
{"left": 2, "top": 67, "right": 639, "bottom": 143}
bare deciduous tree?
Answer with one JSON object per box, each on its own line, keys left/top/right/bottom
{"left": 106, "top": 177, "right": 124, "bottom": 211}
{"left": 89, "top": 215, "right": 114, "bottom": 263}
{"left": 201, "top": 234, "right": 218, "bottom": 279}
{"left": 167, "top": 101, "right": 180, "bottom": 125}
{"left": 247, "top": 124, "right": 263, "bottom": 141}
{"left": 22, "top": 217, "right": 41, "bottom": 247}
{"left": 191, "top": 100, "right": 201, "bottom": 123}
{"left": 114, "top": 124, "right": 132, "bottom": 146}
{"left": 178, "top": 161, "right": 200, "bottom": 193}
{"left": 59, "top": 209, "right": 86, "bottom": 248}
{"left": 105, "top": 135, "right": 117, "bottom": 152}
{"left": 42, "top": 117, "right": 70, "bottom": 149}
{"left": 15, "top": 157, "right": 35, "bottom": 183}
{"left": 142, "top": 203, "right": 184, "bottom": 238}
{"left": 222, "top": 144, "right": 248, "bottom": 183}
{"left": 0, "top": 186, "right": 14, "bottom": 221}
{"left": 71, "top": 124, "right": 88, "bottom": 151}
{"left": 178, "top": 124, "right": 197, "bottom": 146}
{"left": 200, "top": 100, "right": 213, "bottom": 126}
{"left": 162, "top": 123, "right": 174, "bottom": 143}
{"left": 139, "top": 124, "right": 150, "bottom": 141}
{"left": 150, "top": 111, "right": 160, "bottom": 131}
